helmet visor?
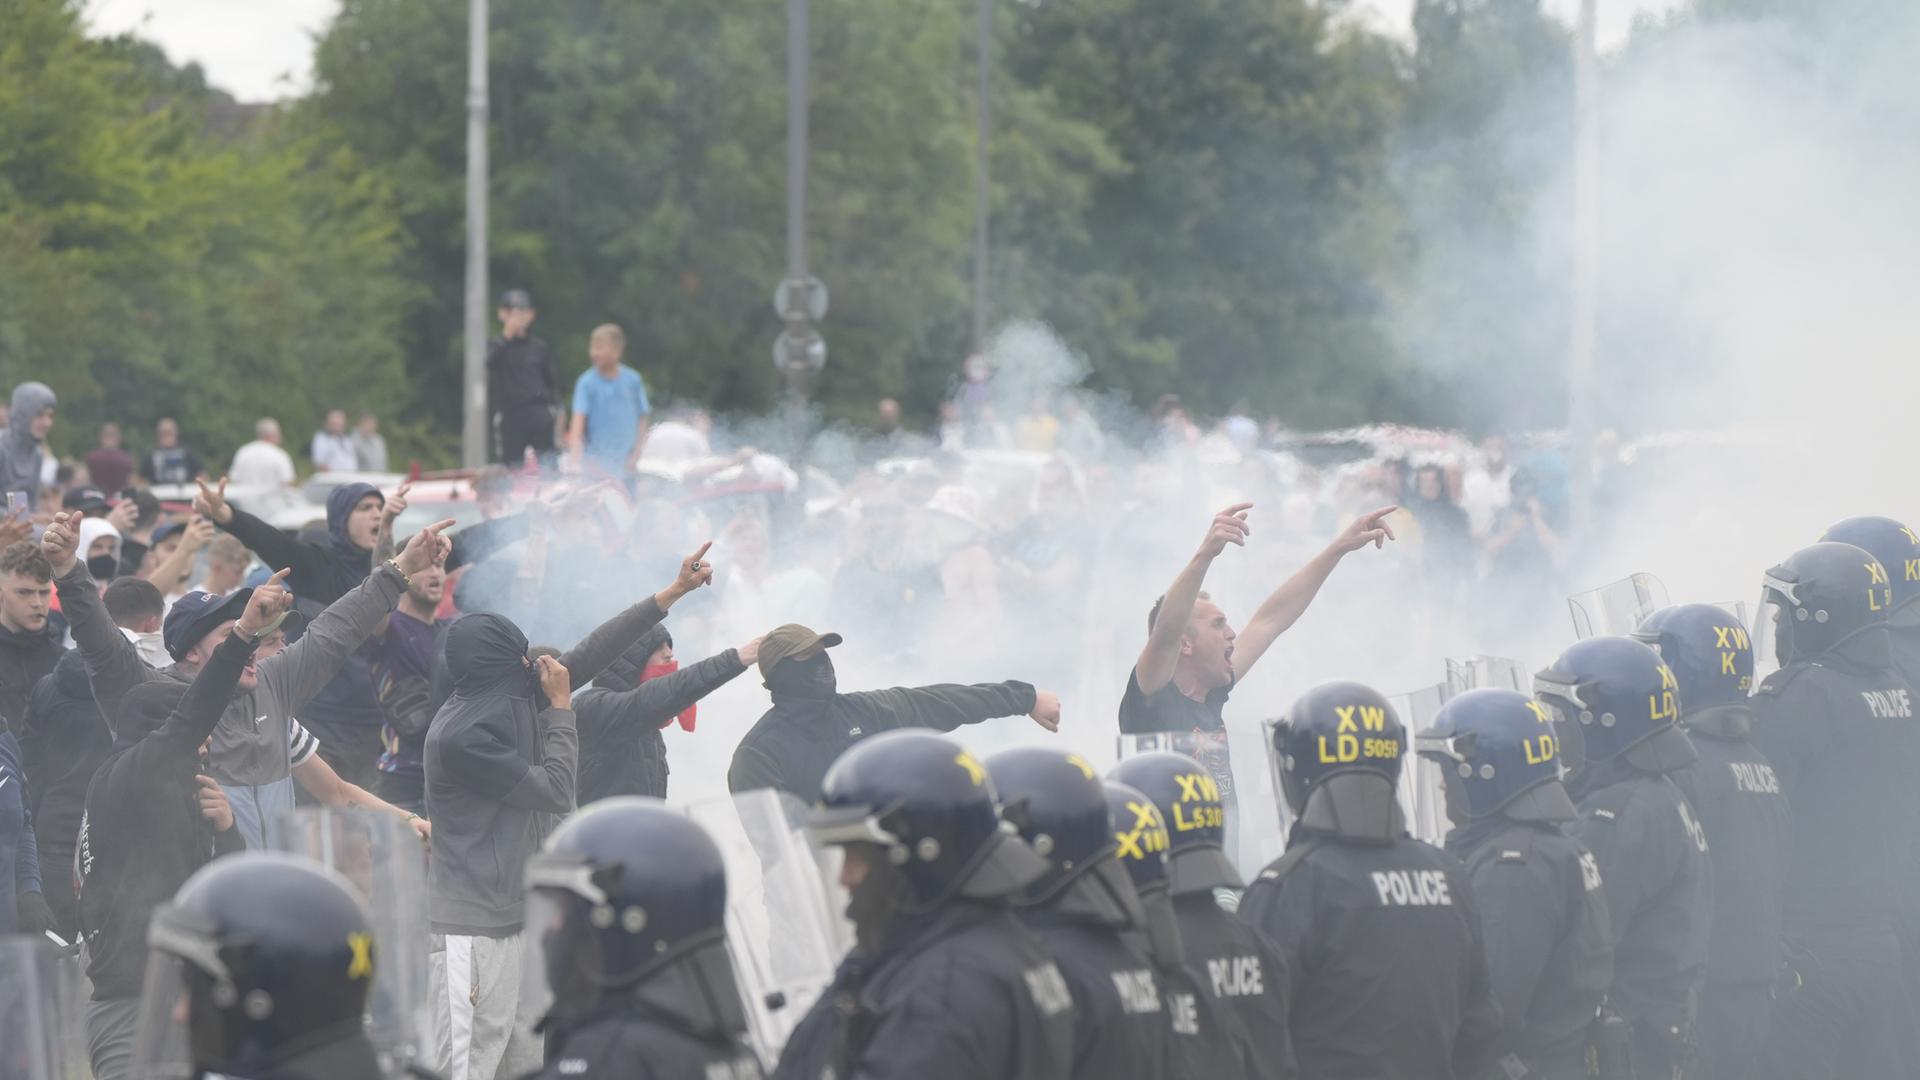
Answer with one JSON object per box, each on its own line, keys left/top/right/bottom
{"left": 1753, "top": 573, "right": 1798, "bottom": 681}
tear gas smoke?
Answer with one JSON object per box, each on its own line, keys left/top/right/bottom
{"left": 483, "top": 4, "right": 1920, "bottom": 879}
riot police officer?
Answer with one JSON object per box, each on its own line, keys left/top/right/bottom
{"left": 131, "top": 851, "right": 385, "bottom": 1079}
{"left": 1110, "top": 751, "right": 1293, "bottom": 1080}
{"left": 1750, "top": 542, "right": 1917, "bottom": 1078}
{"left": 1633, "top": 604, "right": 1792, "bottom": 1079}
{"left": 1104, "top": 779, "right": 1255, "bottom": 1079}
{"left": 986, "top": 747, "right": 1168, "bottom": 1080}
{"left": 1536, "top": 636, "right": 1711, "bottom": 1079}
{"left": 1417, "top": 688, "right": 1613, "bottom": 1080}
{"left": 773, "top": 730, "right": 1074, "bottom": 1080}
{"left": 519, "top": 797, "right": 763, "bottom": 1079}
{"left": 1821, "top": 516, "right": 1920, "bottom": 1058}
{"left": 1241, "top": 681, "right": 1501, "bottom": 1079}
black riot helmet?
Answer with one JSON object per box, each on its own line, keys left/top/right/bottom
{"left": 1634, "top": 604, "right": 1755, "bottom": 715}
{"left": 1822, "top": 517, "right": 1920, "bottom": 615}
{"left": 1104, "top": 780, "right": 1187, "bottom": 968}
{"left": 523, "top": 798, "right": 747, "bottom": 1038}
{"left": 1536, "top": 636, "right": 1694, "bottom": 778}
{"left": 1418, "top": 689, "right": 1576, "bottom": 824}
{"left": 141, "top": 853, "right": 375, "bottom": 1076}
{"left": 1108, "top": 751, "right": 1241, "bottom": 895}
{"left": 1760, "top": 541, "right": 1893, "bottom": 665}
{"left": 1271, "top": 682, "right": 1406, "bottom": 841}
{"left": 987, "top": 747, "right": 1145, "bottom": 930}
{"left": 810, "top": 730, "right": 1048, "bottom": 912}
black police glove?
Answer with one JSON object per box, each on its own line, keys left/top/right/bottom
{"left": 17, "top": 890, "right": 55, "bottom": 936}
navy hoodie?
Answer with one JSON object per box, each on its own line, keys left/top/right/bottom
{"left": 221, "top": 482, "right": 386, "bottom": 738}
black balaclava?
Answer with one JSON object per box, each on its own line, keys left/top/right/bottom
{"left": 447, "top": 613, "right": 536, "bottom": 699}
{"left": 766, "top": 652, "right": 837, "bottom": 702}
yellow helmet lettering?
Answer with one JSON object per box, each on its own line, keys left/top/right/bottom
{"left": 1065, "top": 754, "right": 1097, "bottom": 781}
{"left": 954, "top": 751, "right": 986, "bottom": 786}
{"left": 347, "top": 932, "right": 374, "bottom": 980}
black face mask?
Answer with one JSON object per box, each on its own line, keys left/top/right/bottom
{"left": 88, "top": 554, "right": 118, "bottom": 581}
{"left": 767, "top": 653, "right": 837, "bottom": 701}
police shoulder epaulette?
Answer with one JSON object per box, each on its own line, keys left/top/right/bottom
{"left": 1754, "top": 664, "right": 1809, "bottom": 698}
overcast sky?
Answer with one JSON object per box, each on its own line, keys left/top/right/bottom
{"left": 86, "top": 0, "right": 1685, "bottom": 104}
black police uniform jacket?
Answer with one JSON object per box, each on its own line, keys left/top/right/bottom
{"left": 221, "top": 1030, "right": 384, "bottom": 1080}
{"left": 1239, "top": 824, "right": 1502, "bottom": 1080}
{"left": 1568, "top": 757, "right": 1712, "bottom": 1036}
{"left": 523, "top": 1010, "right": 764, "bottom": 1080}
{"left": 1669, "top": 705, "right": 1792, "bottom": 987}
{"left": 1017, "top": 903, "right": 1170, "bottom": 1080}
{"left": 1444, "top": 811, "right": 1613, "bottom": 1073}
{"left": 772, "top": 901, "right": 1074, "bottom": 1080}
{"left": 1170, "top": 890, "right": 1293, "bottom": 1080}
{"left": 1751, "top": 628, "right": 1916, "bottom": 930}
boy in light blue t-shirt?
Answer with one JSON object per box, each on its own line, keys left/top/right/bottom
{"left": 568, "top": 323, "right": 651, "bottom": 475}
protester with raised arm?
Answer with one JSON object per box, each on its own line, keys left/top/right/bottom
{"left": 74, "top": 570, "right": 290, "bottom": 1080}
{"left": 425, "top": 541, "right": 714, "bottom": 1080}
{"left": 1120, "top": 501, "right": 1396, "bottom": 840}
{"left": 43, "top": 510, "right": 454, "bottom": 849}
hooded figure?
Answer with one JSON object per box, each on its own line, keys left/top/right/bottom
{"left": 77, "top": 517, "right": 122, "bottom": 583}
{"left": 0, "top": 382, "right": 54, "bottom": 504}
{"left": 212, "top": 480, "right": 387, "bottom": 784}
{"left": 423, "top": 573, "right": 688, "bottom": 1080}
{"left": 76, "top": 620, "right": 256, "bottom": 1079}
{"left": 572, "top": 625, "right": 751, "bottom": 803}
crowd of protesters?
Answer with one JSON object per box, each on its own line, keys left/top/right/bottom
{"left": 0, "top": 291, "right": 1652, "bottom": 1080}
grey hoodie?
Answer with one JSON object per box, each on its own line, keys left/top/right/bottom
{"left": 0, "top": 382, "right": 55, "bottom": 502}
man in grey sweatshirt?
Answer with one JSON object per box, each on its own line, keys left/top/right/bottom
{"left": 424, "top": 541, "right": 713, "bottom": 1080}
{"left": 0, "top": 382, "right": 55, "bottom": 507}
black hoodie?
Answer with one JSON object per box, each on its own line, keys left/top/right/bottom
{"left": 21, "top": 650, "right": 110, "bottom": 863}
{"left": 77, "top": 630, "right": 254, "bottom": 999}
{"left": 572, "top": 626, "right": 747, "bottom": 803}
{"left": 0, "top": 612, "right": 66, "bottom": 738}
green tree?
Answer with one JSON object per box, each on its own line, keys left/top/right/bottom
{"left": 302, "top": 0, "right": 1114, "bottom": 435}
{"left": 0, "top": 0, "right": 416, "bottom": 467}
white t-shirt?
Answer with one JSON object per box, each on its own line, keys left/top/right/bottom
{"left": 229, "top": 440, "right": 296, "bottom": 489}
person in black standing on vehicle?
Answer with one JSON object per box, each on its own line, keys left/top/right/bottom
{"left": 1632, "top": 604, "right": 1791, "bottom": 1080}
{"left": 775, "top": 730, "right": 1075, "bottom": 1080}
{"left": 1103, "top": 779, "right": 1254, "bottom": 1080}
{"left": 985, "top": 747, "right": 1169, "bottom": 1080}
{"left": 133, "top": 852, "right": 386, "bottom": 1080}
{"left": 517, "top": 798, "right": 765, "bottom": 1079}
{"left": 489, "top": 288, "right": 560, "bottom": 467}
{"left": 1241, "top": 681, "right": 1502, "bottom": 1080}
{"left": 1417, "top": 688, "right": 1613, "bottom": 1080}
{"left": 1535, "top": 636, "right": 1712, "bottom": 1080}
{"left": 1109, "top": 750, "right": 1293, "bottom": 1080}
{"left": 1749, "top": 542, "right": 1917, "bottom": 1079}
{"left": 78, "top": 571, "right": 291, "bottom": 1080}
{"left": 1122, "top": 502, "right": 1396, "bottom": 854}
{"left": 726, "top": 623, "right": 1061, "bottom": 804}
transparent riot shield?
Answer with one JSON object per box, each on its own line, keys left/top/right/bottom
{"left": 271, "top": 807, "right": 431, "bottom": 1070}
{"left": 0, "top": 936, "right": 87, "bottom": 1080}
{"left": 1390, "top": 684, "right": 1452, "bottom": 846}
{"left": 1568, "top": 573, "right": 1671, "bottom": 639}
{"left": 682, "top": 790, "right": 852, "bottom": 1065}
{"left": 1258, "top": 718, "right": 1300, "bottom": 845}
{"left": 1445, "top": 655, "right": 1530, "bottom": 695}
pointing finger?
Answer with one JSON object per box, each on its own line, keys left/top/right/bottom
{"left": 689, "top": 540, "right": 713, "bottom": 563}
